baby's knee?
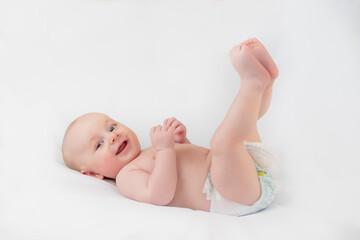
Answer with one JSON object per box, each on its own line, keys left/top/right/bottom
{"left": 210, "top": 134, "right": 240, "bottom": 156}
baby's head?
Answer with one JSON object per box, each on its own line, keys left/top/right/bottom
{"left": 62, "top": 112, "right": 141, "bottom": 179}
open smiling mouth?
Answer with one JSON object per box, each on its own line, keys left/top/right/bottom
{"left": 116, "top": 141, "right": 127, "bottom": 155}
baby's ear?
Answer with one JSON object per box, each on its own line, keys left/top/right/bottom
{"left": 80, "top": 170, "right": 104, "bottom": 180}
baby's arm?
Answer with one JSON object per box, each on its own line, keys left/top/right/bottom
{"left": 164, "top": 117, "right": 191, "bottom": 144}
{"left": 116, "top": 125, "right": 177, "bottom": 206}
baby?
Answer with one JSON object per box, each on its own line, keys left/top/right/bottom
{"left": 62, "top": 38, "right": 280, "bottom": 217}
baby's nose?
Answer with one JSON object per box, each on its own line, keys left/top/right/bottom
{"left": 110, "top": 133, "right": 120, "bottom": 144}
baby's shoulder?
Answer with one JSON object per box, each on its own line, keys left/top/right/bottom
{"left": 135, "top": 147, "right": 156, "bottom": 163}
{"left": 122, "top": 147, "right": 156, "bottom": 173}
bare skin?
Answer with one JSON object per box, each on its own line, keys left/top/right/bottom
{"left": 118, "top": 38, "right": 278, "bottom": 209}
{"left": 63, "top": 38, "right": 278, "bottom": 211}
{"left": 210, "top": 38, "right": 278, "bottom": 206}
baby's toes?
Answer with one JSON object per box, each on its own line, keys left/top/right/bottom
{"left": 248, "top": 38, "right": 258, "bottom": 44}
{"left": 230, "top": 44, "right": 239, "bottom": 52}
{"left": 247, "top": 38, "right": 262, "bottom": 48}
{"left": 228, "top": 45, "right": 237, "bottom": 57}
{"left": 241, "top": 39, "right": 252, "bottom": 47}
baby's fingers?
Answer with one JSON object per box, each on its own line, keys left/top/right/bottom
{"left": 168, "top": 125, "right": 176, "bottom": 133}
{"left": 156, "top": 125, "right": 162, "bottom": 132}
{"left": 150, "top": 126, "right": 156, "bottom": 134}
{"left": 163, "top": 124, "right": 175, "bottom": 132}
{"left": 164, "top": 117, "right": 176, "bottom": 127}
{"left": 163, "top": 124, "right": 170, "bottom": 131}
{"left": 173, "top": 120, "right": 184, "bottom": 129}
{"left": 151, "top": 125, "right": 161, "bottom": 133}
{"left": 166, "top": 119, "right": 182, "bottom": 129}
{"left": 174, "top": 125, "right": 185, "bottom": 133}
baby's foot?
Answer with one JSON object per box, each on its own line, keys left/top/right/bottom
{"left": 242, "top": 38, "right": 279, "bottom": 82}
{"left": 229, "top": 42, "right": 271, "bottom": 90}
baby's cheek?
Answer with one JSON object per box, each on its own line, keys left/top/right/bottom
{"left": 102, "top": 155, "right": 121, "bottom": 175}
{"left": 94, "top": 153, "right": 113, "bottom": 171}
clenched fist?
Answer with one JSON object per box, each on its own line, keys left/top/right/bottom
{"left": 163, "top": 117, "right": 189, "bottom": 144}
{"left": 150, "top": 125, "right": 175, "bottom": 151}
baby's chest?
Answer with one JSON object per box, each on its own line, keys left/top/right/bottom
{"left": 132, "top": 145, "right": 210, "bottom": 174}
{"left": 132, "top": 150, "right": 156, "bottom": 173}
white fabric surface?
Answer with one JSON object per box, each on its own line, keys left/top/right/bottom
{"left": 1, "top": 0, "right": 360, "bottom": 239}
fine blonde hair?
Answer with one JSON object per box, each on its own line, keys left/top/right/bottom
{"left": 62, "top": 118, "right": 81, "bottom": 171}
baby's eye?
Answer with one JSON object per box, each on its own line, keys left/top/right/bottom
{"left": 96, "top": 141, "right": 103, "bottom": 150}
{"left": 109, "top": 125, "right": 116, "bottom": 132}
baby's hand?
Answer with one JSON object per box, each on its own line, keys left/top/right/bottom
{"left": 150, "top": 125, "right": 175, "bottom": 151}
{"left": 163, "top": 117, "right": 188, "bottom": 144}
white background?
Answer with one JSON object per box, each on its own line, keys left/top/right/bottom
{"left": 0, "top": 0, "right": 359, "bottom": 239}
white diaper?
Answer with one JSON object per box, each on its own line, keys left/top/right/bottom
{"left": 202, "top": 142, "right": 281, "bottom": 217}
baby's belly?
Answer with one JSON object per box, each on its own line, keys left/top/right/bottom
{"left": 167, "top": 144, "right": 212, "bottom": 211}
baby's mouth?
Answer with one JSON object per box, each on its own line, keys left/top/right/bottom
{"left": 116, "top": 141, "right": 127, "bottom": 155}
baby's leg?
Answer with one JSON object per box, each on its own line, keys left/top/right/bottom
{"left": 210, "top": 42, "right": 272, "bottom": 206}
{"left": 245, "top": 38, "right": 279, "bottom": 119}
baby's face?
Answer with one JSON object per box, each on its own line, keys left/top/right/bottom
{"left": 65, "top": 113, "right": 141, "bottom": 179}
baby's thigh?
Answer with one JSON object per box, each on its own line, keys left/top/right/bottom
{"left": 209, "top": 144, "right": 261, "bottom": 206}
